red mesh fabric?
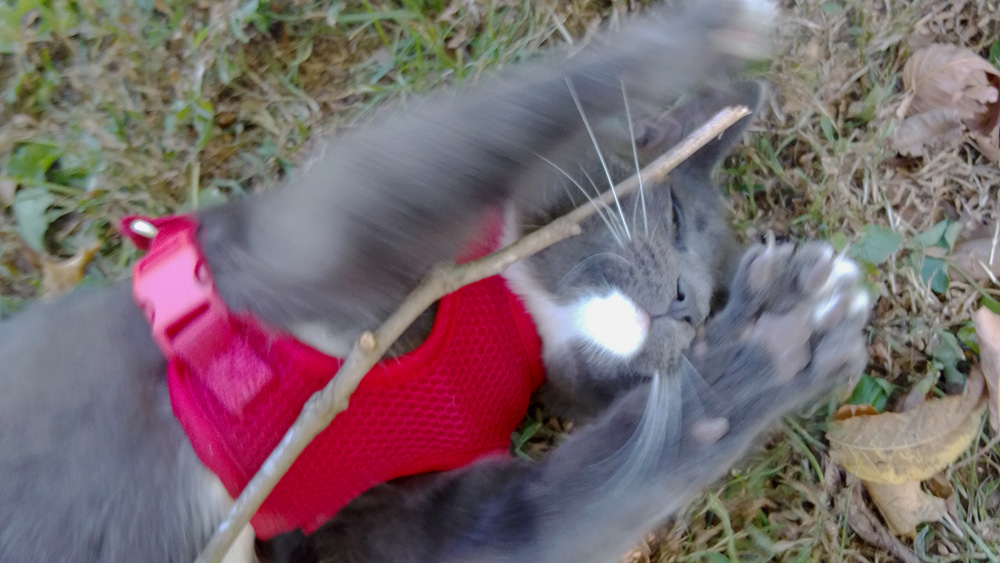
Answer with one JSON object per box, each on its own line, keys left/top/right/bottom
{"left": 131, "top": 213, "right": 544, "bottom": 538}
{"left": 170, "top": 277, "right": 542, "bottom": 539}
{"left": 168, "top": 275, "right": 544, "bottom": 537}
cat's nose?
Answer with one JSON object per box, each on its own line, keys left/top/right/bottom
{"left": 667, "top": 278, "right": 696, "bottom": 325}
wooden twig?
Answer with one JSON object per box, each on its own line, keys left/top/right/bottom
{"left": 195, "top": 105, "right": 751, "bottom": 563}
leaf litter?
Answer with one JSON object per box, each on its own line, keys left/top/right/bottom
{"left": 894, "top": 43, "right": 1000, "bottom": 160}
{"left": 828, "top": 370, "right": 986, "bottom": 537}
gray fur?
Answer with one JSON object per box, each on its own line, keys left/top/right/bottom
{"left": 0, "top": 283, "right": 222, "bottom": 561}
{"left": 268, "top": 242, "right": 870, "bottom": 563}
{"left": 0, "top": 1, "right": 870, "bottom": 562}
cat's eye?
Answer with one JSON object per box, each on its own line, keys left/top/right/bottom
{"left": 670, "top": 193, "right": 684, "bottom": 242}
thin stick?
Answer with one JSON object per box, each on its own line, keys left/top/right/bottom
{"left": 195, "top": 105, "right": 751, "bottom": 563}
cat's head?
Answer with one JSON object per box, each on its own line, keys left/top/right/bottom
{"left": 503, "top": 81, "right": 766, "bottom": 418}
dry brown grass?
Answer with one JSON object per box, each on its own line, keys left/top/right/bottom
{"left": 3, "top": 0, "right": 1000, "bottom": 560}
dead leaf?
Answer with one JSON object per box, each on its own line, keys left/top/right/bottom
{"left": 843, "top": 481, "right": 922, "bottom": 563}
{"left": 970, "top": 72, "right": 1000, "bottom": 136}
{"left": 833, "top": 403, "right": 879, "bottom": 421}
{"left": 970, "top": 128, "right": 1000, "bottom": 162}
{"left": 828, "top": 371, "right": 986, "bottom": 484}
{"left": 972, "top": 308, "right": 1000, "bottom": 431}
{"left": 901, "top": 44, "right": 1000, "bottom": 160}
{"left": 891, "top": 108, "right": 964, "bottom": 157}
{"left": 864, "top": 480, "right": 948, "bottom": 538}
{"left": 904, "top": 44, "right": 1000, "bottom": 122}
{"left": 924, "top": 471, "right": 958, "bottom": 502}
{"left": 40, "top": 242, "right": 101, "bottom": 297}
{"left": 950, "top": 236, "right": 1000, "bottom": 283}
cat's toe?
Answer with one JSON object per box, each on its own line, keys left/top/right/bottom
{"left": 807, "top": 253, "right": 870, "bottom": 329}
{"left": 799, "top": 252, "right": 871, "bottom": 387}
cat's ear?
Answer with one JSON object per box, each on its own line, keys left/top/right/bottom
{"left": 630, "top": 80, "right": 767, "bottom": 173}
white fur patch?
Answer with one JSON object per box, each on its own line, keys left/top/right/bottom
{"left": 503, "top": 259, "right": 577, "bottom": 354}
{"left": 501, "top": 206, "right": 578, "bottom": 355}
{"left": 570, "top": 291, "right": 650, "bottom": 358}
{"left": 504, "top": 261, "right": 650, "bottom": 359}
{"left": 501, "top": 205, "right": 649, "bottom": 359}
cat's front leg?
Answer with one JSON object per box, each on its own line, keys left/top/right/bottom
{"left": 521, "top": 242, "right": 870, "bottom": 562}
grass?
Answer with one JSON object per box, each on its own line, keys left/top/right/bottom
{"left": 3, "top": 0, "right": 1000, "bottom": 561}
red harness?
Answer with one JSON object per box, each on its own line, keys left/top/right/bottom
{"left": 125, "top": 215, "right": 544, "bottom": 538}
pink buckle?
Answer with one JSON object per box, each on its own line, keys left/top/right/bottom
{"left": 128, "top": 216, "right": 233, "bottom": 372}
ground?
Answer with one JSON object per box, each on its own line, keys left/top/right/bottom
{"left": 1, "top": 0, "right": 998, "bottom": 561}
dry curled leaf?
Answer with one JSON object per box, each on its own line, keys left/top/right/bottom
{"left": 950, "top": 236, "right": 1000, "bottom": 283}
{"left": 828, "top": 370, "right": 985, "bottom": 484}
{"left": 41, "top": 242, "right": 101, "bottom": 297}
{"left": 891, "top": 107, "right": 964, "bottom": 157}
{"left": 925, "top": 472, "right": 957, "bottom": 503}
{"left": 905, "top": 44, "right": 1000, "bottom": 122}
{"left": 901, "top": 43, "right": 1000, "bottom": 160}
{"left": 831, "top": 373, "right": 985, "bottom": 539}
{"left": 864, "top": 480, "right": 949, "bottom": 538}
{"left": 972, "top": 308, "right": 1000, "bottom": 431}
{"left": 843, "top": 481, "right": 922, "bottom": 563}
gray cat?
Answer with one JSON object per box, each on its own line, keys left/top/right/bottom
{"left": 0, "top": 1, "right": 870, "bottom": 562}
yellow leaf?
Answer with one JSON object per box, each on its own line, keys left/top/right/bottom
{"left": 864, "top": 480, "right": 948, "bottom": 538}
{"left": 828, "top": 372, "right": 985, "bottom": 484}
{"left": 41, "top": 242, "right": 101, "bottom": 298}
{"left": 973, "top": 307, "right": 1000, "bottom": 431}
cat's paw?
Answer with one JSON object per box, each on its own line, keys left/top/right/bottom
{"left": 655, "top": 0, "right": 776, "bottom": 64}
{"left": 710, "top": 0, "right": 777, "bottom": 59}
{"left": 692, "top": 241, "right": 871, "bottom": 408}
{"left": 692, "top": 0, "right": 778, "bottom": 60}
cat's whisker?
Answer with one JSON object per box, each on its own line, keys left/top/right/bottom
{"left": 605, "top": 370, "right": 678, "bottom": 494}
{"left": 580, "top": 166, "right": 627, "bottom": 247}
{"left": 649, "top": 215, "right": 665, "bottom": 241}
{"left": 566, "top": 77, "right": 631, "bottom": 242}
{"left": 559, "top": 180, "right": 579, "bottom": 208}
{"left": 621, "top": 82, "right": 649, "bottom": 237}
{"left": 679, "top": 355, "right": 720, "bottom": 413}
{"left": 536, "top": 155, "right": 625, "bottom": 247}
{"left": 665, "top": 371, "right": 683, "bottom": 462}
